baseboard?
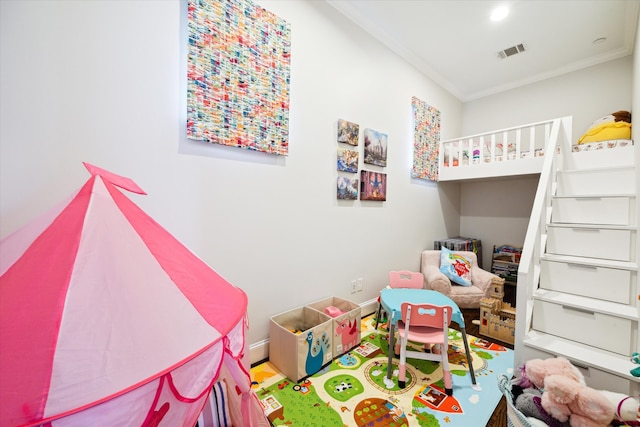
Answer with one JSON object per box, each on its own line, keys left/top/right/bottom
{"left": 249, "top": 338, "right": 270, "bottom": 366}
{"left": 249, "top": 297, "right": 379, "bottom": 365}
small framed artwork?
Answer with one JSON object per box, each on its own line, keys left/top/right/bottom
{"left": 360, "top": 170, "right": 387, "bottom": 201}
{"left": 337, "top": 119, "right": 359, "bottom": 146}
{"left": 337, "top": 148, "right": 359, "bottom": 173}
{"left": 363, "top": 128, "right": 388, "bottom": 167}
{"left": 337, "top": 177, "right": 359, "bottom": 200}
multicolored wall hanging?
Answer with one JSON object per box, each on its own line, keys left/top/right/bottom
{"left": 187, "top": 0, "right": 291, "bottom": 155}
{"left": 411, "top": 96, "right": 441, "bottom": 181}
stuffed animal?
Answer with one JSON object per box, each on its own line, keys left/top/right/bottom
{"left": 517, "top": 356, "right": 585, "bottom": 390}
{"left": 578, "top": 110, "right": 632, "bottom": 145}
{"left": 515, "top": 386, "right": 569, "bottom": 427}
{"left": 542, "top": 374, "right": 615, "bottom": 427}
{"left": 599, "top": 389, "right": 640, "bottom": 426}
{"left": 517, "top": 357, "right": 639, "bottom": 426}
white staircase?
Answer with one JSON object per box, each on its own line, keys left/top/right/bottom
{"left": 515, "top": 119, "right": 639, "bottom": 395}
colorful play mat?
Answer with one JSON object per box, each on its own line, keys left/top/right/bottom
{"left": 251, "top": 314, "right": 514, "bottom": 427}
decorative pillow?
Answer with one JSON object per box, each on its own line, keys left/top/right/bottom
{"left": 578, "top": 110, "right": 632, "bottom": 145}
{"left": 440, "top": 247, "right": 472, "bottom": 286}
{"left": 578, "top": 121, "right": 631, "bottom": 144}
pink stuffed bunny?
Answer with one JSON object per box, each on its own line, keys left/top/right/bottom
{"left": 521, "top": 356, "right": 585, "bottom": 390}
{"left": 542, "top": 375, "right": 615, "bottom": 427}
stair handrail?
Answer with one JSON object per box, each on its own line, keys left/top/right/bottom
{"left": 514, "top": 116, "right": 572, "bottom": 367}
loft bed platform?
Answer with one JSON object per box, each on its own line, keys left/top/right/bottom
{"left": 437, "top": 117, "right": 634, "bottom": 182}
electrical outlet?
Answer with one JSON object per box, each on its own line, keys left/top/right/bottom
{"left": 350, "top": 279, "right": 357, "bottom": 294}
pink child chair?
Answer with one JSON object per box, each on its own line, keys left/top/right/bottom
{"left": 374, "top": 270, "right": 424, "bottom": 329}
{"left": 396, "top": 303, "right": 453, "bottom": 394}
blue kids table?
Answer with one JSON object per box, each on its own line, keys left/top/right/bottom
{"left": 379, "top": 288, "right": 479, "bottom": 389}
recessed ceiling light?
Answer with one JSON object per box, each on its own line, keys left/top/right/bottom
{"left": 491, "top": 6, "right": 509, "bottom": 22}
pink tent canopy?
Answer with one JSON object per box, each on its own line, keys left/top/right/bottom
{"left": 0, "top": 163, "right": 267, "bottom": 426}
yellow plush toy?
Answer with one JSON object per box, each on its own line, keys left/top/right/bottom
{"left": 578, "top": 110, "right": 632, "bottom": 144}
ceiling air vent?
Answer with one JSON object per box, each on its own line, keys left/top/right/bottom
{"left": 498, "top": 43, "right": 526, "bottom": 59}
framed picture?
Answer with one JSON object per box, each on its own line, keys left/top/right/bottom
{"left": 363, "top": 128, "right": 388, "bottom": 167}
{"left": 337, "top": 148, "right": 358, "bottom": 173}
{"left": 337, "top": 119, "right": 359, "bottom": 146}
{"left": 360, "top": 170, "right": 387, "bottom": 201}
{"left": 337, "top": 177, "right": 359, "bottom": 200}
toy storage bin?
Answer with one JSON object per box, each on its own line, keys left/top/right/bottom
{"left": 306, "top": 297, "right": 362, "bottom": 358}
{"left": 498, "top": 374, "right": 536, "bottom": 427}
{"left": 269, "top": 306, "right": 333, "bottom": 382}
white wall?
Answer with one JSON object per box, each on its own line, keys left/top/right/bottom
{"left": 460, "top": 177, "right": 538, "bottom": 268}
{"left": 459, "top": 57, "right": 633, "bottom": 268}
{"left": 0, "top": 1, "right": 463, "bottom": 351}
{"left": 462, "top": 56, "right": 633, "bottom": 139}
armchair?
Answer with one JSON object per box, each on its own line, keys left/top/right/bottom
{"left": 420, "top": 250, "right": 503, "bottom": 309}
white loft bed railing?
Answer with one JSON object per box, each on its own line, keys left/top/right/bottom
{"left": 438, "top": 119, "right": 559, "bottom": 181}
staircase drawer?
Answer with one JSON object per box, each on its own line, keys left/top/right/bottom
{"left": 556, "top": 167, "right": 635, "bottom": 196}
{"left": 540, "top": 260, "right": 633, "bottom": 304}
{"left": 532, "top": 300, "right": 632, "bottom": 356}
{"left": 522, "top": 346, "right": 638, "bottom": 395}
{"left": 551, "top": 196, "right": 633, "bottom": 225}
{"left": 546, "top": 227, "right": 635, "bottom": 261}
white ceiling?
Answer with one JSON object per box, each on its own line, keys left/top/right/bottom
{"left": 327, "top": 0, "right": 640, "bottom": 102}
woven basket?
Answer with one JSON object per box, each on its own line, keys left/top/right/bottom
{"left": 497, "top": 374, "right": 538, "bottom": 427}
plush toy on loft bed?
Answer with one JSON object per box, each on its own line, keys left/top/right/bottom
{"left": 577, "top": 110, "right": 632, "bottom": 145}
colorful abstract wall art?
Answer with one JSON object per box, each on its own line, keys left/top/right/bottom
{"left": 411, "top": 96, "right": 441, "bottom": 181}
{"left": 337, "top": 177, "right": 358, "bottom": 200}
{"left": 363, "top": 128, "right": 388, "bottom": 167}
{"left": 187, "top": 0, "right": 291, "bottom": 155}
{"left": 360, "top": 170, "right": 387, "bottom": 201}
{"left": 337, "top": 119, "right": 359, "bottom": 146}
{"left": 337, "top": 148, "right": 358, "bottom": 173}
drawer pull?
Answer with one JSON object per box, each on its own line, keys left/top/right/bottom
{"left": 570, "top": 361, "right": 590, "bottom": 371}
{"left": 570, "top": 361, "right": 592, "bottom": 377}
{"left": 571, "top": 228, "right": 600, "bottom": 232}
{"left": 567, "top": 263, "right": 597, "bottom": 270}
{"left": 561, "top": 305, "right": 595, "bottom": 316}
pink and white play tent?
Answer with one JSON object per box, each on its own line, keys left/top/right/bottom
{"left": 0, "top": 163, "right": 268, "bottom": 427}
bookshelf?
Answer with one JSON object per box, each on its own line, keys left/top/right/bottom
{"left": 434, "top": 236, "right": 483, "bottom": 268}
{"left": 491, "top": 245, "right": 521, "bottom": 306}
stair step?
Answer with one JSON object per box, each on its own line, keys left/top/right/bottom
{"left": 523, "top": 330, "right": 639, "bottom": 385}
{"left": 559, "top": 164, "right": 635, "bottom": 173}
{"left": 533, "top": 289, "right": 638, "bottom": 320}
{"left": 540, "top": 253, "right": 637, "bottom": 270}
{"left": 552, "top": 193, "right": 635, "bottom": 199}
{"left": 546, "top": 223, "right": 636, "bottom": 231}
{"left": 550, "top": 195, "right": 636, "bottom": 226}
{"left": 556, "top": 165, "right": 635, "bottom": 196}
{"left": 562, "top": 142, "right": 635, "bottom": 170}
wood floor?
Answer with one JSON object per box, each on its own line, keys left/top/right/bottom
{"left": 457, "top": 307, "right": 514, "bottom": 427}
